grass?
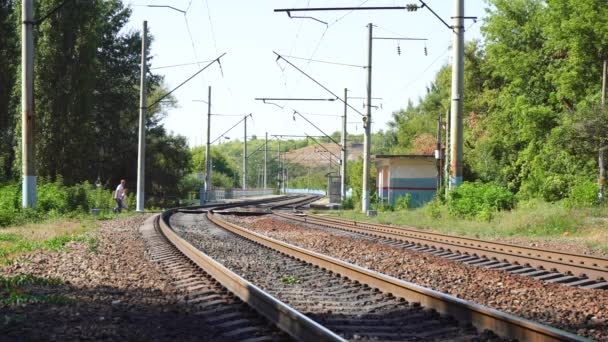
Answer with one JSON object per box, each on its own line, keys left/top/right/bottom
{"left": 0, "top": 219, "right": 99, "bottom": 264}
{"left": 281, "top": 276, "right": 300, "bottom": 285}
{"left": 324, "top": 199, "right": 608, "bottom": 254}
{"left": 0, "top": 274, "right": 73, "bottom": 306}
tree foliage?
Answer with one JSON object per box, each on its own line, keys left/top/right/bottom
{"left": 0, "top": 0, "right": 190, "bottom": 204}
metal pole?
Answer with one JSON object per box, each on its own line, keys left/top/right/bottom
{"left": 600, "top": 59, "right": 607, "bottom": 199}
{"left": 341, "top": 88, "right": 348, "bottom": 201}
{"left": 136, "top": 21, "right": 147, "bottom": 212}
{"left": 436, "top": 114, "right": 442, "bottom": 191}
{"left": 21, "top": 0, "right": 36, "bottom": 208}
{"left": 243, "top": 115, "right": 247, "bottom": 190}
{"left": 277, "top": 139, "right": 281, "bottom": 193}
{"left": 204, "top": 86, "right": 211, "bottom": 203}
{"left": 445, "top": 109, "right": 450, "bottom": 197}
{"left": 264, "top": 132, "right": 268, "bottom": 189}
{"left": 449, "top": 0, "right": 464, "bottom": 189}
{"left": 362, "top": 23, "right": 373, "bottom": 213}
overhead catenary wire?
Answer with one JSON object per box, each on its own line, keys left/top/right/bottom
{"left": 150, "top": 60, "right": 214, "bottom": 70}
{"left": 274, "top": 52, "right": 365, "bottom": 117}
{"left": 281, "top": 55, "right": 365, "bottom": 69}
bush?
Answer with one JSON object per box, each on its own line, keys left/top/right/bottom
{"left": 0, "top": 181, "right": 119, "bottom": 227}
{"left": 447, "top": 181, "right": 515, "bottom": 220}
{"left": 562, "top": 179, "right": 599, "bottom": 208}
{"left": 395, "top": 194, "right": 412, "bottom": 210}
{"left": 423, "top": 198, "right": 443, "bottom": 219}
{"left": 341, "top": 196, "right": 354, "bottom": 210}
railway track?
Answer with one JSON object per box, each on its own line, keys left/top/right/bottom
{"left": 271, "top": 211, "right": 608, "bottom": 290}
{"left": 153, "top": 196, "right": 589, "bottom": 342}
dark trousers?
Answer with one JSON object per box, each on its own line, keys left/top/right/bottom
{"left": 114, "top": 198, "right": 122, "bottom": 213}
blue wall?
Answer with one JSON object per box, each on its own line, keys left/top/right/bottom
{"left": 380, "top": 177, "right": 437, "bottom": 208}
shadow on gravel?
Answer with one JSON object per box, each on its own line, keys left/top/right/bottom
{"left": 0, "top": 284, "right": 287, "bottom": 342}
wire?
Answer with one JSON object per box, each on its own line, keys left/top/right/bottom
{"left": 150, "top": 60, "right": 214, "bottom": 70}
{"left": 327, "top": 0, "right": 371, "bottom": 28}
{"left": 281, "top": 55, "right": 365, "bottom": 68}
{"left": 183, "top": 15, "right": 201, "bottom": 68}
{"left": 204, "top": 0, "right": 219, "bottom": 56}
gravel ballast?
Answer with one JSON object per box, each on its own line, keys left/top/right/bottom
{"left": 225, "top": 214, "right": 608, "bottom": 341}
{"left": 0, "top": 215, "right": 243, "bottom": 341}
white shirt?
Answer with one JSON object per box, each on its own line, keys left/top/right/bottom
{"left": 114, "top": 184, "right": 125, "bottom": 200}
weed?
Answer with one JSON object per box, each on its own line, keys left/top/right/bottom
{"left": 0, "top": 274, "right": 70, "bottom": 306}
{"left": 1, "top": 314, "right": 25, "bottom": 327}
{"left": 87, "top": 237, "right": 99, "bottom": 253}
{"left": 281, "top": 276, "right": 299, "bottom": 284}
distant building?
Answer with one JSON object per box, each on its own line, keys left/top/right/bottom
{"left": 375, "top": 154, "right": 438, "bottom": 208}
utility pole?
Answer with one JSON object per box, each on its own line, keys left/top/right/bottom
{"left": 243, "top": 115, "right": 248, "bottom": 190}
{"left": 436, "top": 114, "right": 442, "bottom": 191}
{"left": 444, "top": 109, "right": 450, "bottom": 197}
{"left": 264, "top": 132, "right": 268, "bottom": 189}
{"left": 341, "top": 88, "right": 348, "bottom": 201}
{"left": 362, "top": 23, "right": 373, "bottom": 213}
{"left": 277, "top": 139, "right": 281, "bottom": 193}
{"left": 21, "top": 0, "right": 35, "bottom": 208}
{"left": 449, "top": 0, "right": 464, "bottom": 189}
{"left": 136, "top": 21, "right": 147, "bottom": 212}
{"left": 600, "top": 59, "right": 607, "bottom": 199}
{"left": 204, "top": 86, "right": 211, "bottom": 203}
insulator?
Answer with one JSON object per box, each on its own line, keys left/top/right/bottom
{"left": 424, "top": 46, "right": 428, "bottom": 56}
{"left": 397, "top": 45, "right": 401, "bottom": 55}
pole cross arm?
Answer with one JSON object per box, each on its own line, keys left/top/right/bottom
{"left": 293, "top": 111, "right": 341, "bottom": 147}
{"left": 273, "top": 51, "right": 365, "bottom": 117}
{"left": 306, "top": 134, "right": 341, "bottom": 160}
{"left": 210, "top": 113, "right": 251, "bottom": 144}
{"left": 147, "top": 53, "right": 227, "bottom": 111}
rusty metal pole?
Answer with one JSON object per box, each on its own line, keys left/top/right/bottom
{"left": 204, "top": 86, "right": 211, "bottom": 203}
{"left": 341, "top": 88, "right": 348, "bottom": 201}
{"left": 449, "top": 0, "right": 464, "bottom": 189}
{"left": 600, "top": 59, "right": 607, "bottom": 200}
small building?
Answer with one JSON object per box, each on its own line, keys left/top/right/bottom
{"left": 375, "top": 154, "right": 438, "bottom": 208}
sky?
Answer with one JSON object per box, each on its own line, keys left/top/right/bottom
{"left": 125, "top": 0, "right": 488, "bottom": 147}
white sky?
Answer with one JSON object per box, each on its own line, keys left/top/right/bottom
{"left": 126, "top": 0, "right": 486, "bottom": 147}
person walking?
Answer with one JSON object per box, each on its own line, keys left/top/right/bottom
{"left": 113, "top": 179, "right": 126, "bottom": 213}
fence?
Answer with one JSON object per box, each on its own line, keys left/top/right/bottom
{"left": 201, "top": 188, "right": 274, "bottom": 202}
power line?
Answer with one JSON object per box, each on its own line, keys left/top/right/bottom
{"left": 281, "top": 55, "right": 365, "bottom": 68}
{"left": 150, "top": 60, "right": 214, "bottom": 70}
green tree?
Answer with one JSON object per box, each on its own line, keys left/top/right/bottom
{"left": 0, "top": 1, "right": 18, "bottom": 181}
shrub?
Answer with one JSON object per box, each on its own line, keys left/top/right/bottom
{"left": 423, "top": 198, "right": 443, "bottom": 219}
{"left": 341, "top": 196, "right": 354, "bottom": 210}
{"left": 395, "top": 194, "right": 412, "bottom": 210}
{"left": 562, "top": 179, "right": 599, "bottom": 208}
{"left": 447, "top": 181, "right": 515, "bottom": 220}
{"left": 0, "top": 181, "right": 118, "bottom": 227}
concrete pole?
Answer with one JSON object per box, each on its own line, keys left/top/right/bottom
{"left": 436, "top": 114, "right": 442, "bottom": 191}
{"left": 264, "top": 132, "right": 268, "bottom": 189}
{"left": 243, "top": 115, "right": 248, "bottom": 190}
{"left": 362, "top": 23, "right": 373, "bottom": 213}
{"left": 136, "top": 21, "right": 148, "bottom": 212}
{"left": 277, "top": 139, "right": 281, "bottom": 193}
{"left": 341, "top": 88, "right": 348, "bottom": 201}
{"left": 21, "top": 0, "right": 36, "bottom": 208}
{"left": 444, "top": 109, "right": 450, "bottom": 197}
{"left": 449, "top": 0, "right": 464, "bottom": 189}
{"left": 600, "top": 59, "right": 606, "bottom": 198}
{"left": 204, "top": 86, "right": 211, "bottom": 203}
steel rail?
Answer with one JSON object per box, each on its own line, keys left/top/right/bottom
{"left": 208, "top": 212, "right": 589, "bottom": 342}
{"left": 156, "top": 213, "right": 345, "bottom": 342}
{"left": 276, "top": 212, "right": 608, "bottom": 281}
